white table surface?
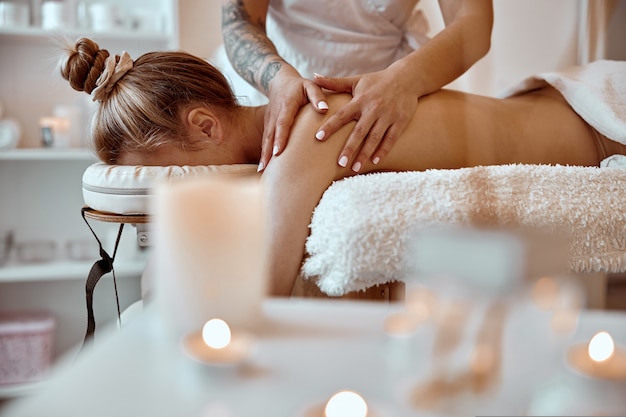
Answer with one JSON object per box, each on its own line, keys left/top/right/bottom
{"left": 2, "top": 298, "right": 626, "bottom": 417}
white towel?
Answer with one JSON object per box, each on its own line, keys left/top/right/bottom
{"left": 499, "top": 59, "right": 626, "bottom": 145}
{"left": 302, "top": 163, "right": 626, "bottom": 296}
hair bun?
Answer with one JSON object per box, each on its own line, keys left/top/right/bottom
{"left": 61, "top": 38, "right": 110, "bottom": 95}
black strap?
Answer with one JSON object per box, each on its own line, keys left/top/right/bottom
{"left": 80, "top": 207, "right": 124, "bottom": 348}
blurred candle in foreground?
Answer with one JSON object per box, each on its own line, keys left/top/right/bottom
{"left": 588, "top": 331, "right": 614, "bottom": 362}
{"left": 567, "top": 331, "right": 626, "bottom": 380}
{"left": 324, "top": 391, "right": 368, "bottom": 417}
{"left": 182, "top": 317, "right": 253, "bottom": 366}
{"left": 153, "top": 175, "right": 268, "bottom": 336}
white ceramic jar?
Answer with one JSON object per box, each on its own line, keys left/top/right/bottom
{"left": 0, "top": 0, "right": 30, "bottom": 28}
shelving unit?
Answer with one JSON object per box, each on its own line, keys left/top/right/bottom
{"left": 0, "top": 0, "right": 179, "bottom": 388}
{"left": 0, "top": 258, "right": 147, "bottom": 283}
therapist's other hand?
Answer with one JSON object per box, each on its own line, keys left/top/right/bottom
{"left": 259, "top": 69, "right": 328, "bottom": 172}
{"left": 313, "top": 71, "right": 417, "bottom": 172}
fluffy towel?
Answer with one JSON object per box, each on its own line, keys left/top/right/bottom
{"left": 499, "top": 59, "right": 626, "bottom": 145}
{"left": 302, "top": 164, "right": 626, "bottom": 296}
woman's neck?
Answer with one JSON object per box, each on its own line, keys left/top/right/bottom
{"left": 234, "top": 105, "right": 266, "bottom": 164}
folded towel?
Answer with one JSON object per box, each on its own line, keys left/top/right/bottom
{"left": 302, "top": 164, "right": 626, "bottom": 296}
{"left": 499, "top": 59, "right": 626, "bottom": 145}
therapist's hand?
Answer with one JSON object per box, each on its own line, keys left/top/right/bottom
{"left": 259, "top": 68, "right": 328, "bottom": 172}
{"left": 313, "top": 70, "right": 418, "bottom": 172}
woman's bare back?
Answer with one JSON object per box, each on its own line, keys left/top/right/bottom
{"left": 262, "top": 86, "right": 611, "bottom": 296}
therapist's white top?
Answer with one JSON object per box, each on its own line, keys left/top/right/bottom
{"left": 213, "top": 0, "right": 430, "bottom": 105}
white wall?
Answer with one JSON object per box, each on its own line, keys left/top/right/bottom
{"left": 443, "top": 0, "right": 582, "bottom": 96}
{"left": 178, "top": 0, "right": 222, "bottom": 59}
{"left": 603, "top": 0, "right": 626, "bottom": 60}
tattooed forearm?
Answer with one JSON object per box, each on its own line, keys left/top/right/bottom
{"left": 260, "top": 61, "right": 281, "bottom": 93}
{"left": 222, "top": 0, "right": 284, "bottom": 95}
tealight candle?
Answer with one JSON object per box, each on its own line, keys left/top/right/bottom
{"left": 567, "top": 331, "right": 626, "bottom": 380}
{"left": 202, "top": 318, "right": 231, "bottom": 349}
{"left": 181, "top": 318, "right": 253, "bottom": 366}
{"left": 303, "top": 390, "right": 380, "bottom": 417}
{"left": 325, "top": 391, "right": 368, "bottom": 417}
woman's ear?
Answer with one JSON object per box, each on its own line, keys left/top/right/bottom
{"left": 186, "top": 107, "right": 224, "bottom": 143}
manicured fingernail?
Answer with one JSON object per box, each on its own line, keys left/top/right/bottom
{"left": 315, "top": 130, "right": 325, "bottom": 140}
{"left": 273, "top": 145, "right": 279, "bottom": 156}
{"left": 352, "top": 161, "right": 361, "bottom": 172}
{"left": 257, "top": 162, "right": 264, "bottom": 172}
{"left": 313, "top": 73, "right": 323, "bottom": 78}
{"left": 318, "top": 101, "right": 328, "bottom": 110}
{"left": 338, "top": 155, "right": 348, "bottom": 167}
{"left": 372, "top": 156, "right": 380, "bottom": 165}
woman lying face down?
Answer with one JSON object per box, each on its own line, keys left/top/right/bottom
{"left": 61, "top": 38, "right": 626, "bottom": 296}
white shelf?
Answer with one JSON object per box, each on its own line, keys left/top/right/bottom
{"left": 0, "top": 148, "right": 96, "bottom": 161}
{"left": 0, "top": 258, "right": 147, "bottom": 283}
{"left": 0, "top": 26, "right": 170, "bottom": 44}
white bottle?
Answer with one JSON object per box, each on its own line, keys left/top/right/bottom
{"left": 41, "top": 0, "right": 66, "bottom": 29}
{"left": 0, "top": 99, "right": 21, "bottom": 150}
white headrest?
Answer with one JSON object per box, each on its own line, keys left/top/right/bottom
{"left": 82, "top": 163, "right": 259, "bottom": 215}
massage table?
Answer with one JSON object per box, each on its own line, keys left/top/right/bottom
{"left": 78, "top": 60, "right": 626, "bottom": 338}
{"left": 81, "top": 155, "right": 626, "bottom": 292}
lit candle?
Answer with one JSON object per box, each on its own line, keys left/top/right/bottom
{"left": 588, "top": 331, "right": 614, "bottom": 362}
{"left": 567, "top": 331, "right": 626, "bottom": 380}
{"left": 303, "top": 390, "right": 379, "bottom": 417}
{"left": 181, "top": 318, "right": 253, "bottom": 366}
{"left": 153, "top": 176, "right": 268, "bottom": 336}
{"left": 202, "top": 318, "right": 231, "bottom": 349}
{"left": 325, "top": 391, "right": 368, "bottom": 417}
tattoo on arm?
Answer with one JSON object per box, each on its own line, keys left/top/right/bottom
{"left": 261, "top": 61, "right": 281, "bottom": 93}
{"left": 222, "top": 0, "right": 284, "bottom": 95}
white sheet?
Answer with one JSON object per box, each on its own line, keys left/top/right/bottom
{"left": 500, "top": 59, "right": 626, "bottom": 145}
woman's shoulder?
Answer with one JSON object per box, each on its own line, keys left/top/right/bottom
{"left": 286, "top": 92, "right": 353, "bottom": 162}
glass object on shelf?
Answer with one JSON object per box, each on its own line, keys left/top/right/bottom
{"left": 38, "top": 116, "right": 67, "bottom": 148}
{"left": 38, "top": 104, "right": 84, "bottom": 148}
{"left": 0, "top": 230, "right": 13, "bottom": 266}
{"left": 0, "top": 0, "right": 30, "bottom": 28}
{"left": 128, "top": 8, "right": 163, "bottom": 34}
{"left": 0, "top": 99, "right": 22, "bottom": 150}
{"left": 16, "top": 239, "right": 58, "bottom": 263}
{"left": 0, "top": 117, "right": 21, "bottom": 150}
{"left": 66, "top": 238, "right": 99, "bottom": 261}
{"left": 87, "top": 2, "right": 124, "bottom": 32}
{"left": 41, "top": 0, "right": 65, "bottom": 30}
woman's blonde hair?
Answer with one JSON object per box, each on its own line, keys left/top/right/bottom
{"left": 60, "top": 38, "right": 238, "bottom": 164}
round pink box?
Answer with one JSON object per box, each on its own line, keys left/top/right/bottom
{"left": 0, "top": 311, "right": 56, "bottom": 386}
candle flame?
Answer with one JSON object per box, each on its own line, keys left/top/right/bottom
{"left": 202, "top": 318, "right": 231, "bottom": 349}
{"left": 588, "top": 331, "right": 615, "bottom": 362}
{"left": 325, "top": 391, "right": 368, "bottom": 417}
